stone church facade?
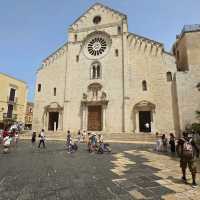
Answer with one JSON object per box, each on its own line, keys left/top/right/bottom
{"left": 33, "top": 3, "right": 200, "bottom": 136}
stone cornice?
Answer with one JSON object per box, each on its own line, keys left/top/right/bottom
{"left": 37, "top": 42, "right": 68, "bottom": 72}
{"left": 127, "top": 33, "right": 167, "bottom": 56}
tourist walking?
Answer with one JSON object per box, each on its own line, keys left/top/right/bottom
{"left": 161, "top": 134, "right": 168, "bottom": 152}
{"left": 38, "top": 129, "right": 46, "bottom": 148}
{"left": 176, "top": 132, "right": 199, "bottom": 187}
{"left": 169, "top": 133, "right": 176, "bottom": 153}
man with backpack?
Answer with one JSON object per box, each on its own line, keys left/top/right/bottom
{"left": 177, "top": 132, "right": 199, "bottom": 187}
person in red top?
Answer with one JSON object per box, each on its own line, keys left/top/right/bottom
{"left": 3, "top": 128, "right": 9, "bottom": 138}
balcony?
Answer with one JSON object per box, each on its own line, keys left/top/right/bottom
{"left": 3, "top": 113, "right": 17, "bottom": 121}
{"left": 7, "top": 96, "right": 18, "bottom": 104}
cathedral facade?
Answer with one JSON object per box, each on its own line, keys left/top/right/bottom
{"left": 33, "top": 3, "right": 200, "bottom": 136}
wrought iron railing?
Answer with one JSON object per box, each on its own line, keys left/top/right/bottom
{"left": 7, "top": 96, "right": 18, "bottom": 104}
{"left": 3, "top": 113, "right": 17, "bottom": 121}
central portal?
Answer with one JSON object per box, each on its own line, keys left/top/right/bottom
{"left": 139, "top": 111, "right": 151, "bottom": 132}
{"left": 48, "top": 112, "right": 59, "bottom": 131}
{"left": 88, "top": 105, "right": 102, "bottom": 131}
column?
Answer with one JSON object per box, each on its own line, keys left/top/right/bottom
{"left": 102, "top": 105, "right": 106, "bottom": 131}
{"left": 58, "top": 112, "right": 62, "bottom": 131}
{"left": 44, "top": 112, "right": 49, "bottom": 130}
{"left": 135, "top": 111, "right": 139, "bottom": 133}
{"left": 151, "top": 110, "right": 155, "bottom": 133}
{"left": 82, "top": 104, "right": 87, "bottom": 130}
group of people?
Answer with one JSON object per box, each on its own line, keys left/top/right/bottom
{"left": 155, "top": 132, "right": 200, "bottom": 188}
{"left": 155, "top": 133, "right": 176, "bottom": 153}
{"left": 66, "top": 130, "right": 111, "bottom": 154}
{"left": 0, "top": 127, "right": 19, "bottom": 153}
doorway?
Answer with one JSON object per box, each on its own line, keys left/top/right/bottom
{"left": 48, "top": 112, "right": 59, "bottom": 131}
{"left": 139, "top": 111, "right": 151, "bottom": 132}
{"left": 88, "top": 105, "right": 102, "bottom": 131}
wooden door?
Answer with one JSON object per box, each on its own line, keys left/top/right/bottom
{"left": 88, "top": 106, "right": 102, "bottom": 131}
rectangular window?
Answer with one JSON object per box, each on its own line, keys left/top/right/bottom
{"left": 7, "top": 104, "right": 13, "bottom": 118}
{"left": 76, "top": 55, "right": 79, "bottom": 62}
{"left": 9, "top": 88, "right": 16, "bottom": 101}
{"left": 54, "top": 88, "right": 56, "bottom": 96}
{"left": 38, "top": 84, "right": 41, "bottom": 92}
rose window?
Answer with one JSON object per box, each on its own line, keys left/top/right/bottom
{"left": 88, "top": 38, "right": 107, "bottom": 56}
{"left": 83, "top": 31, "right": 111, "bottom": 59}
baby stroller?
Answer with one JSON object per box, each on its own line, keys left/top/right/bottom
{"left": 97, "top": 142, "right": 112, "bottom": 154}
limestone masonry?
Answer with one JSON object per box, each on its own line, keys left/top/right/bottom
{"left": 33, "top": 3, "right": 200, "bottom": 136}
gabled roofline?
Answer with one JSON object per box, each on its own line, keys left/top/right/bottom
{"left": 70, "top": 2, "right": 127, "bottom": 28}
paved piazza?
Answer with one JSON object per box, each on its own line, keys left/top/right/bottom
{"left": 0, "top": 141, "right": 199, "bottom": 200}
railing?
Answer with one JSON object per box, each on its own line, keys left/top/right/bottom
{"left": 3, "top": 113, "right": 17, "bottom": 121}
{"left": 7, "top": 96, "right": 18, "bottom": 104}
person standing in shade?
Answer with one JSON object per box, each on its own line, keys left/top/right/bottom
{"left": 31, "top": 132, "right": 36, "bottom": 145}
{"left": 169, "top": 133, "right": 176, "bottom": 153}
{"left": 38, "top": 129, "right": 46, "bottom": 148}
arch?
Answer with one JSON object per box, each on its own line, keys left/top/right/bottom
{"left": 132, "top": 100, "right": 156, "bottom": 133}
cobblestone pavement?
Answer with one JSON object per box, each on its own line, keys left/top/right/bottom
{"left": 0, "top": 141, "right": 199, "bottom": 200}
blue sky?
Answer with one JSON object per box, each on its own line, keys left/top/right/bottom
{"left": 0, "top": 0, "right": 200, "bottom": 101}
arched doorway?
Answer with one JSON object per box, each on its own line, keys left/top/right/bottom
{"left": 133, "top": 101, "right": 156, "bottom": 133}
{"left": 81, "top": 83, "right": 108, "bottom": 131}
{"left": 43, "top": 102, "right": 63, "bottom": 132}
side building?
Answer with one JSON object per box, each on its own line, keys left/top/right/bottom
{"left": 0, "top": 72, "right": 28, "bottom": 129}
{"left": 25, "top": 102, "right": 34, "bottom": 130}
{"left": 173, "top": 25, "right": 200, "bottom": 132}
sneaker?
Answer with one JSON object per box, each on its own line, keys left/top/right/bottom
{"left": 182, "top": 176, "right": 187, "bottom": 184}
{"left": 192, "top": 182, "right": 197, "bottom": 188}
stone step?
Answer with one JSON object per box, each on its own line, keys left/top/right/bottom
{"left": 20, "top": 131, "right": 158, "bottom": 142}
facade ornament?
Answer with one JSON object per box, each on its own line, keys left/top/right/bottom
{"left": 101, "top": 91, "right": 107, "bottom": 100}
{"left": 83, "top": 93, "right": 87, "bottom": 100}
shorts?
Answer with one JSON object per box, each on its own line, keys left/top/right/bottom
{"left": 180, "top": 158, "right": 197, "bottom": 173}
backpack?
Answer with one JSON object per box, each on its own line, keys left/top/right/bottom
{"left": 182, "top": 140, "right": 193, "bottom": 159}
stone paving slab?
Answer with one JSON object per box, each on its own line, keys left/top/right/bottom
{"left": 0, "top": 141, "right": 199, "bottom": 200}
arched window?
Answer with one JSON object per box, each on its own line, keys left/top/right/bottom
{"left": 142, "top": 80, "right": 147, "bottom": 91}
{"left": 118, "top": 26, "right": 121, "bottom": 34}
{"left": 74, "top": 34, "right": 77, "bottom": 42}
{"left": 92, "top": 66, "right": 96, "bottom": 79}
{"left": 115, "top": 49, "right": 119, "bottom": 57}
{"left": 53, "top": 87, "right": 56, "bottom": 96}
{"left": 76, "top": 55, "right": 79, "bottom": 62}
{"left": 91, "top": 62, "right": 101, "bottom": 79}
{"left": 97, "top": 65, "right": 101, "bottom": 78}
{"left": 38, "top": 84, "right": 41, "bottom": 92}
{"left": 166, "top": 72, "right": 172, "bottom": 82}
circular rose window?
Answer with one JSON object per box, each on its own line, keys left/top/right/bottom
{"left": 83, "top": 31, "right": 111, "bottom": 59}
